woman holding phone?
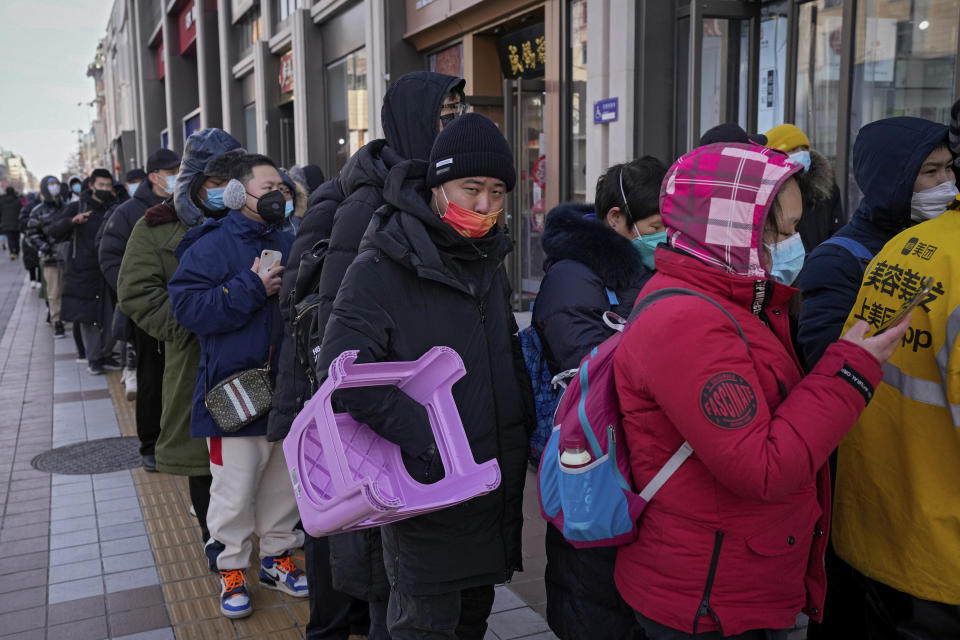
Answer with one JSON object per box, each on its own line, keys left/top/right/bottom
{"left": 612, "top": 143, "right": 909, "bottom": 639}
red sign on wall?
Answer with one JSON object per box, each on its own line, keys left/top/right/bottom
{"left": 178, "top": 0, "right": 198, "bottom": 56}
{"left": 279, "top": 51, "right": 294, "bottom": 94}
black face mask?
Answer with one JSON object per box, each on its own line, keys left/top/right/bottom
{"left": 250, "top": 189, "right": 286, "bottom": 225}
{"left": 94, "top": 189, "right": 114, "bottom": 203}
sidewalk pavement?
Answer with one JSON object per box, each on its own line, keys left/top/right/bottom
{"left": 0, "top": 256, "right": 558, "bottom": 639}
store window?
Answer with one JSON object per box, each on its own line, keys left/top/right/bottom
{"left": 326, "top": 49, "right": 369, "bottom": 174}
{"left": 795, "top": 0, "right": 844, "bottom": 163}
{"left": 848, "top": 0, "right": 959, "bottom": 208}
{"left": 699, "top": 19, "right": 750, "bottom": 136}
{"left": 569, "top": 0, "right": 587, "bottom": 202}
{"left": 235, "top": 5, "right": 262, "bottom": 61}
{"left": 757, "top": 1, "right": 789, "bottom": 133}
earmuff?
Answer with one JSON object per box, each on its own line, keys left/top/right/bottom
{"left": 222, "top": 179, "right": 247, "bottom": 211}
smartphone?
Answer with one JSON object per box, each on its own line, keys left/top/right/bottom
{"left": 258, "top": 249, "right": 282, "bottom": 275}
{"left": 871, "top": 276, "right": 935, "bottom": 336}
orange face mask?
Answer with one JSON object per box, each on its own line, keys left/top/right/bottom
{"left": 437, "top": 186, "right": 502, "bottom": 238}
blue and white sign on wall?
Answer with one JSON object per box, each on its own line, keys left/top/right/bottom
{"left": 593, "top": 97, "right": 618, "bottom": 124}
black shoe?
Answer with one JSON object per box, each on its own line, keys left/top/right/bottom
{"left": 87, "top": 361, "right": 104, "bottom": 376}
{"left": 142, "top": 454, "right": 157, "bottom": 472}
{"left": 101, "top": 356, "right": 123, "bottom": 371}
{"left": 54, "top": 321, "right": 65, "bottom": 338}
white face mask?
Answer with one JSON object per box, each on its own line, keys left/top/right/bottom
{"left": 911, "top": 179, "right": 959, "bottom": 221}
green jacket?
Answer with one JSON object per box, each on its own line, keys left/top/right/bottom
{"left": 117, "top": 204, "right": 209, "bottom": 476}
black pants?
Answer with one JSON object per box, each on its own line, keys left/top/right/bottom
{"left": 133, "top": 326, "right": 163, "bottom": 456}
{"left": 860, "top": 573, "right": 960, "bottom": 640}
{"left": 304, "top": 533, "right": 384, "bottom": 639}
{"left": 635, "top": 613, "right": 787, "bottom": 640}
{"left": 807, "top": 544, "right": 866, "bottom": 639}
{"left": 188, "top": 474, "right": 212, "bottom": 543}
{"left": 5, "top": 231, "right": 19, "bottom": 255}
{"left": 385, "top": 584, "right": 495, "bottom": 640}
{"left": 73, "top": 322, "right": 84, "bottom": 355}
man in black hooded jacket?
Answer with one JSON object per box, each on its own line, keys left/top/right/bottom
{"left": 267, "top": 70, "right": 466, "bottom": 640}
{"left": 316, "top": 113, "right": 532, "bottom": 640}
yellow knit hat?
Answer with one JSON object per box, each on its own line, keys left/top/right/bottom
{"left": 765, "top": 124, "right": 811, "bottom": 152}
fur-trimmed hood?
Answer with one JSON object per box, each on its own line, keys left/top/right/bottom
{"left": 144, "top": 202, "right": 178, "bottom": 227}
{"left": 796, "top": 150, "right": 836, "bottom": 205}
{"left": 541, "top": 202, "right": 646, "bottom": 291}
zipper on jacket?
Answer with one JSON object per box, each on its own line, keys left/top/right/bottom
{"left": 692, "top": 530, "right": 725, "bottom": 635}
{"left": 478, "top": 301, "right": 486, "bottom": 324}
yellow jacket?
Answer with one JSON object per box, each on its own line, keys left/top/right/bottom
{"left": 835, "top": 206, "right": 960, "bottom": 604}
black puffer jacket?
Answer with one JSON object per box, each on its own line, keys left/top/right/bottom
{"left": 532, "top": 203, "right": 651, "bottom": 640}
{"left": 266, "top": 71, "right": 463, "bottom": 444}
{"left": 266, "top": 177, "right": 344, "bottom": 442}
{"left": 98, "top": 181, "right": 167, "bottom": 338}
{"left": 19, "top": 196, "right": 40, "bottom": 270}
{"left": 0, "top": 191, "right": 20, "bottom": 234}
{"left": 317, "top": 159, "right": 532, "bottom": 595}
{"left": 25, "top": 176, "right": 69, "bottom": 266}
{"left": 53, "top": 193, "right": 112, "bottom": 324}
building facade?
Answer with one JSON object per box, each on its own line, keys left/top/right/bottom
{"left": 86, "top": 0, "right": 960, "bottom": 307}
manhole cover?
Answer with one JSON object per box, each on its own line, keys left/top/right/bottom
{"left": 32, "top": 437, "right": 143, "bottom": 474}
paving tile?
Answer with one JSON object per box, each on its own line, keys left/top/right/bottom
{"left": 104, "top": 566, "right": 160, "bottom": 593}
{"left": 100, "top": 535, "right": 151, "bottom": 557}
{"left": 96, "top": 496, "right": 142, "bottom": 514}
{"left": 0, "top": 549, "right": 47, "bottom": 575}
{"left": 108, "top": 603, "right": 171, "bottom": 637}
{"left": 11, "top": 477, "right": 51, "bottom": 492}
{"left": 3, "top": 495, "right": 48, "bottom": 514}
{"left": 44, "top": 615, "right": 108, "bottom": 640}
{"left": 0, "top": 507, "right": 51, "bottom": 528}
{"left": 0, "top": 564, "right": 45, "bottom": 593}
{"left": 0, "top": 585, "right": 45, "bottom": 614}
{"left": 106, "top": 584, "right": 165, "bottom": 613}
{"left": 50, "top": 541, "right": 101, "bottom": 566}
{"left": 5, "top": 486, "right": 50, "bottom": 503}
{"left": 50, "top": 501, "right": 97, "bottom": 521}
{"left": 103, "top": 549, "right": 155, "bottom": 574}
{"left": 49, "top": 527, "right": 99, "bottom": 550}
{"left": 96, "top": 507, "right": 144, "bottom": 527}
{"left": 51, "top": 489, "right": 95, "bottom": 508}
{"left": 50, "top": 514, "right": 98, "bottom": 535}
{"left": 50, "top": 480, "right": 95, "bottom": 497}
{"left": 45, "top": 593, "right": 106, "bottom": 626}
{"left": 0, "top": 536, "right": 48, "bottom": 556}
{"left": 49, "top": 557, "right": 104, "bottom": 584}
{"left": 0, "top": 605, "right": 45, "bottom": 636}
{"left": 492, "top": 585, "right": 527, "bottom": 613}
{"left": 47, "top": 575, "right": 105, "bottom": 604}
{"left": 94, "top": 485, "right": 137, "bottom": 502}
{"left": 111, "top": 629, "right": 175, "bottom": 640}
{"left": 487, "top": 607, "right": 552, "bottom": 639}
{"left": 51, "top": 472, "right": 90, "bottom": 486}
{"left": 99, "top": 520, "right": 147, "bottom": 541}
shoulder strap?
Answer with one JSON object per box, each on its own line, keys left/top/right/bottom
{"left": 627, "top": 287, "right": 750, "bottom": 354}
{"left": 821, "top": 236, "right": 874, "bottom": 262}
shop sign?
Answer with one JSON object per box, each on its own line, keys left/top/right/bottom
{"left": 593, "top": 98, "right": 618, "bottom": 124}
{"left": 496, "top": 24, "right": 545, "bottom": 80}
{"left": 279, "top": 51, "right": 294, "bottom": 94}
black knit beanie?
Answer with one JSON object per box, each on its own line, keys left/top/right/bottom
{"left": 426, "top": 113, "right": 516, "bottom": 191}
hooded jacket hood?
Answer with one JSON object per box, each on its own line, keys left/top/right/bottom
{"left": 381, "top": 72, "right": 465, "bottom": 161}
{"left": 174, "top": 128, "right": 243, "bottom": 228}
{"left": 797, "top": 150, "right": 836, "bottom": 205}
{"left": 541, "top": 202, "right": 646, "bottom": 290}
{"left": 661, "top": 142, "right": 800, "bottom": 278}
{"left": 368, "top": 159, "right": 511, "bottom": 298}
{"left": 851, "top": 117, "right": 948, "bottom": 234}
{"left": 40, "top": 175, "right": 61, "bottom": 202}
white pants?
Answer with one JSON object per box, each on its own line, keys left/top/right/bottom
{"left": 204, "top": 436, "right": 303, "bottom": 571}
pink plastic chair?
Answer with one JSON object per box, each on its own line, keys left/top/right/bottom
{"left": 283, "top": 346, "right": 502, "bottom": 536}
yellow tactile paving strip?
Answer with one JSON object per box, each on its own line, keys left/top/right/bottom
{"left": 106, "top": 373, "right": 312, "bottom": 639}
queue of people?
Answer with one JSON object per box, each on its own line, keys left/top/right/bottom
{"left": 14, "top": 71, "right": 960, "bottom": 640}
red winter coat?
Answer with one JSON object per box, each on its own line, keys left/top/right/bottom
{"left": 612, "top": 143, "right": 883, "bottom": 636}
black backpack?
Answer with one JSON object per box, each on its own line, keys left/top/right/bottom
{"left": 286, "top": 239, "right": 329, "bottom": 393}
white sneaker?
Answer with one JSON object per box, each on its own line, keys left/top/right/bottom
{"left": 123, "top": 369, "right": 137, "bottom": 401}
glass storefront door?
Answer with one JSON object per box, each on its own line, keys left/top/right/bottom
{"left": 504, "top": 79, "right": 546, "bottom": 311}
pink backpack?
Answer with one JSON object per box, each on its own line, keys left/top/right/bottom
{"left": 537, "top": 287, "right": 749, "bottom": 547}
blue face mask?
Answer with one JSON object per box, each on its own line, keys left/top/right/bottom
{"left": 765, "top": 232, "right": 805, "bottom": 285}
{"left": 202, "top": 186, "right": 227, "bottom": 211}
{"left": 284, "top": 200, "right": 294, "bottom": 217}
{"left": 631, "top": 229, "right": 667, "bottom": 271}
{"left": 71, "top": 183, "right": 82, "bottom": 194}
{"left": 164, "top": 173, "right": 179, "bottom": 195}
{"left": 788, "top": 150, "right": 811, "bottom": 173}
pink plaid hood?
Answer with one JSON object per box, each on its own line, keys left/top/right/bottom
{"left": 660, "top": 143, "right": 800, "bottom": 278}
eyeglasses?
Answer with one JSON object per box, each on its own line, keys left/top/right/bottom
{"left": 439, "top": 100, "right": 469, "bottom": 127}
